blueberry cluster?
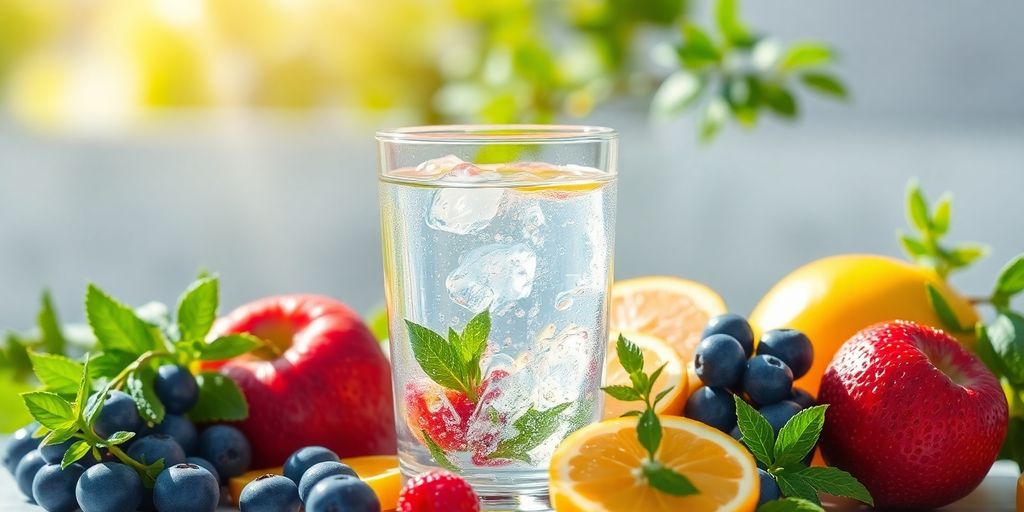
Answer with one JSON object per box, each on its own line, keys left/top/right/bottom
{"left": 238, "top": 446, "right": 379, "bottom": 512}
{"left": 684, "top": 313, "right": 817, "bottom": 437}
{"left": 3, "top": 364, "right": 253, "bottom": 512}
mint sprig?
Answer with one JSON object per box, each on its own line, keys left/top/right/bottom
{"left": 405, "top": 310, "right": 491, "bottom": 403}
{"left": 487, "top": 402, "right": 571, "bottom": 463}
{"left": 601, "top": 335, "right": 698, "bottom": 497}
{"left": 898, "top": 180, "right": 989, "bottom": 279}
{"left": 734, "top": 396, "right": 873, "bottom": 507}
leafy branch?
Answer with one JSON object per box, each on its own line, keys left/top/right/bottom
{"left": 898, "top": 180, "right": 988, "bottom": 279}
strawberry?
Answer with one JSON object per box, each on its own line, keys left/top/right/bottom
{"left": 405, "top": 369, "right": 510, "bottom": 454}
{"left": 396, "top": 471, "right": 480, "bottom": 512}
{"left": 819, "top": 320, "right": 1008, "bottom": 509}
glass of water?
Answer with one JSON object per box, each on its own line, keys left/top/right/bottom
{"left": 377, "top": 125, "right": 618, "bottom": 510}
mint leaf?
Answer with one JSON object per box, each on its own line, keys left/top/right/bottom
{"left": 757, "top": 497, "right": 824, "bottom": 512}
{"left": 199, "top": 334, "right": 262, "bottom": 361}
{"left": 637, "top": 409, "right": 662, "bottom": 457}
{"left": 615, "top": 334, "right": 644, "bottom": 375}
{"left": 141, "top": 460, "right": 164, "bottom": 487}
{"left": 106, "top": 431, "right": 135, "bottom": 445}
{"left": 73, "top": 356, "right": 92, "bottom": 418}
{"left": 775, "top": 470, "right": 821, "bottom": 505}
{"left": 602, "top": 385, "right": 642, "bottom": 402}
{"left": 985, "top": 313, "right": 1024, "bottom": 386}
{"left": 788, "top": 466, "right": 873, "bottom": 506}
{"left": 461, "top": 311, "right": 490, "bottom": 362}
{"left": 126, "top": 366, "right": 165, "bottom": 425}
{"left": 188, "top": 372, "right": 248, "bottom": 422}
{"left": 61, "top": 440, "right": 91, "bottom": 469}
{"left": 29, "top": 352, "right": 84, "bottom": 395}
{"left": 652, "top": 71, "right": 705, "bottom": 118}
{"left": 774, "top": 405, "right": 827, "bottom": 468}
{"left": 906, "top": 180, "right": 931, "bottom": 233}
{"left": 86, "top": 383, "right": 112, "bottom": 428}
{"left": 653, "top": 386, "right": 675, "bottom": 407}
{"left": 780, "top": 43, "right": 833, "bottom": 71}
{"left": 422, "top": 430, "right": 459, "bottom": 472}
{"left": 22, "top": 391, "right": 76, "bottom": 430}
{"left": 898, "top": 232, "right": 928, "bottom": 260}
{"left": 177, "top": 277, "right": 219, "bottom": 342}
{"left": 488, "top": 402, "right": 571, "bottom": 462}
{"left": 42, "top": 427, "right": 77, "bottom": 447}
{"left": 947, "top": 244, "right": 988, "bottom": 269}
{"left": 931, "top": 194, "right": 952, "bottom": 235}
{"left": 405, "top": 320, "right": 471, "bottom": 395}
{"left": 647, "top": 363, "right": 668, "bottom": 397}
{"left": 38, "top": 290, "right": 66, "bottom": 354}
{"left": 90, "top": 350, "right": 138, "bottom": 380}
{"left": 734, "top": 395, "right": 775, "bottom": 467}
{"left": 642, "top": 461, "right": 698, "bottom": 496}
{"left": 995, "top": 255, "right": 1024, "bottom": 299}
{"left": 715, "top": 0, "right": 754, "bottom": 47}
{"left": 925, "top": 283, "right": 970, "bottom": 334}
{"left": 86, "top": 284, "right": 157, "bottom": 354}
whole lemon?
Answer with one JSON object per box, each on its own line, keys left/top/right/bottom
{"left": 749, "top": 254, "right": 979, "bottom": 396}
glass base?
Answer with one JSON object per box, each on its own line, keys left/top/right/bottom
{"left": 401, "top": 459, "right": 553, "bottom": 511}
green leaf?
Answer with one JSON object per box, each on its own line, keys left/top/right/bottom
{"left": 22, "top": 391, "right": 76, "bottom": 430}
{"left": 61, "top": 440, "right": 91, "bottom": 469}
{"left": 28, "top": 352, "right": 84, "bottom": 395}
{"left": 677, "top": 24, "right": 721, "bottom": 68}
{"left": 756, "top": 497, "right": 825, "bottom": 512}
{"left": 925, "top": 283, "right": 970, "bottom": 334}
{"left": 41, "top": 427, "right": 77, "bottom": 447}
{"left": 652, "top": 71, "right": 705, "bottom": 118}
{"left": 653, "top": 386, "right": 675, "bottom": 407}
{"left": 715, "top": 0, "right": 755, "bottom": 47}
{"left": 986, "top": 313, "right": 1024, "bottom": 385}
{"left": 126, "top": 366, "right": 166, "bottom": 425}
{"left": 931, "top": 194, "right": 952, "bottom": 235}
{"left": 775, "top": 470, "right": 821, "bottom": 505}
{"left": 642, "top": 461, "right": 698, "bottom": 496}
{"left": 461, "top": 310, "right": 491, "bottom": 363}
{"left": 405, "top": 320, "right": 471, "bottom": 395}
{"left": 734, "top": 395, "right": 775, "bottom": 467}
{"left": 86, "top": 284, "right": 157, "bottom": 354}
{"left": 774, "top": 405, "right": 827, "bottom": 468}
{"left": 106, "top": 431, "right": 136, "bottom": 445}
{"left": 616, "top": 334, "right": 644, "bottom": 375}
{"left": 790, "top": 466, "right": 873, "bottom": 506}
{"left": 700, "top": 97, "right": 729, "bottom": 143}
{"left": 141, "top": 459, "right": 164, "bottom": 488}
{"left": 602, "top": 385, "right": 643, "bottom": 402}
{"left": 947, "top": 244, "right": 989, "bottom": 269}
{"left": 422, "top": 430, "right": 459, "bottom": 472}
{"left": 188, "top": 372, "right": 248, "bottom": 422}
{"left": 800, "top": 73, "right": 848, "bottom": 99}
{"left": 761, "top": 83, "right": 798, "bottom": 119}
{"left": 488, "top": 402, "right": 571, "bottom": 462}
{"left": 366, "top": 307, "right": 390, "bottom": 342}
{"left": 647, "top": 363, "right": 668, "bottom": 397}
{"left": 637, "top": 408, "right": 662, "bottom": 457}
{"left": 176, "top": 277, "right": 219, "bottom": 342}
{"left": 995, "top": 255, "right": 1024, "bottom": 298}
{"left": 621, "top": 410, "right": 642, "bottom": 417}
{"left": 898, "top": 232, "right": 929, "bottom": 259}
{"left": 780, "top": 43, "right": 833, "bottom": 70}
{"left": 198, "top": 334, "right": 262, "bottom": 361}
{"left": 73, "top": 356, "right": 92, "bottom": 419}
{"left": 38, "top": 290, "right": 66, "bottom": 354}
{"left": 974, "top": 323, "right": 1008, "bottom": 378}
{"left": 85, "top": 383, "right": 112, "bottom": 428}
{"left": 2, "top": 332, "right": 33, "bottom": 378}
{"left": 90, "top": 350, "right": 138, "bottom": 380}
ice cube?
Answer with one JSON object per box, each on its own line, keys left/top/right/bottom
{"left": 515, "top": 202, "right": 546, "bottom": 246}
{"left": 446, "top": 243, "right": 537, "bottom": 314}
{"left": 426, "top": 187, "right": 505, "bottom": 235}
{"left": 415, "top": 154, "right": 466, "bottom": 176}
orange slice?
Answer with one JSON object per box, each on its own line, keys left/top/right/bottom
{"left": 228, "top": 455, "right": 400, "bottom": 510}
{"left": 603, "top": 332, "right": 686, "bottom": 418}
{"left": 550, "top": 416, "right": 759, "bottom": 512}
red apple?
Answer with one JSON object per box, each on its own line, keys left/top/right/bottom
{"left": 211, "top": 295, "right": 396, "bottom": 468}
{"left": 819, "top": 320, "right": 1007, "bottom": 509}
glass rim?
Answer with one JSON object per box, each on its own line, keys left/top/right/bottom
{"left": 375, "top": 124, "right": 617, "bottom": 144}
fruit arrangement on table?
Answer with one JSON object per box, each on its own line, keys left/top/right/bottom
{"left": 3, "top": 180, "right": 1024, "bottom": 511}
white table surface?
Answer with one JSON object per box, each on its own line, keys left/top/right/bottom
{"left": 0, "top": 438, "right": 1017, "bottom": 511}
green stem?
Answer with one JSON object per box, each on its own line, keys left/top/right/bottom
{"left": 75, "top": 422, "right": 150, "bottom": 477}
{"left": 109, "top": 350, "right": 169, "bottom": 390}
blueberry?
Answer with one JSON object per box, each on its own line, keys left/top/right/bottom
{"left": 758, "top": 401, "right": 802, "bottom": 435}
{"left": 153, "top": 463, "right": 219, "bottom": 512}
{"left": 32, "top": 463, "right": 85, "bottom": 512}
{"left": 91, "top": 390, "right": 143, "bottom": 439}
{"left": 76, "top": 462, "right": 144, "bottom": 512}
{"left": 185, "top": 457, "right": 220, "bottom": 484}
{"left": 15, "top": 450, "right": 46, "bottom": 501}
{"left": 127, "top": 434, "right": 186, "bottom": 468}
{"left": 298, "top": 461, "right": 359, "bottom": 503}
{"left": 3, "top": 422, "right": 41, "bottom": 474}
{"left": 283, "top": 446, "right": 340, "bottom": 483}
{"left": 694, "top": 334, "right": 747, "bottom": 388}
{"left": 154, "top": 365, "right": 200, "bottom": 414}
{"left": 790, "top": 388, "right": 817, "bottom": 409}
{"left": 742, "top": 355, "right": 794, "bottom": 405}
{"left": 152, "top": 414, "right": 198, "bottom": 454}
{"left": 756, "top": 329, "right": 814, "bottom": 379}
{"left": 757, "top": 468, "right": 781, "bottom": 506}
{"left": 683, "top": 387, "right": 737, "bottom": 432}
{"left": 198, "top": 425, "right": 252, "bottom": 479}
{"left": 702, "top": 313, "right": 755, "bottom": 357}
{"left": 305, "top": 475, "right": 380, "bottom": 512}
{"left": 241, "top": 474, "right": 301, "bottom": 512}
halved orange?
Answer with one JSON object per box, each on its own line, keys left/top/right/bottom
{"left": 227, "top": 455, "right": 400, "bottom": 510}
{"left": 550, "top": 416, "right": 759, "bottom": 512}
{"left": 603, "top": 332, "right": 686, "bottom": 419}
{"left": 610, "top": 277, "right": 726, "bottom": 399}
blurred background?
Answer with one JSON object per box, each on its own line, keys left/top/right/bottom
{"left": 1, "top": 0, "right": 1022, "bottom": 334}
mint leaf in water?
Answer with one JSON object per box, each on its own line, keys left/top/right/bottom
{"left": 405, "top": 319, "right": 473, "bottom": 397}
{"left": 460, "top": 310, "right": 490, "bottom": 362}
{"left": 188, "top": 372, "right": 248, "bottom": 422}
{"left": 86, "top": 284, "right": 157, "bottom": 354}
{"left": 774, "top": 405, "right": 826, "bottom": 468}
{"left": 734, "top": 395, "right": 775, "bottom": 467}
{"left": 28, "top": 352, "right": 84, "bottom": 396}
{"left": 177, "top": 277, "right": 219, "bottom": 342}
{"left": 422, "top": 430, "right": 459, "bottom": 472}
{"left": 488, "top": 402, "right": 571, "bottom": 463}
